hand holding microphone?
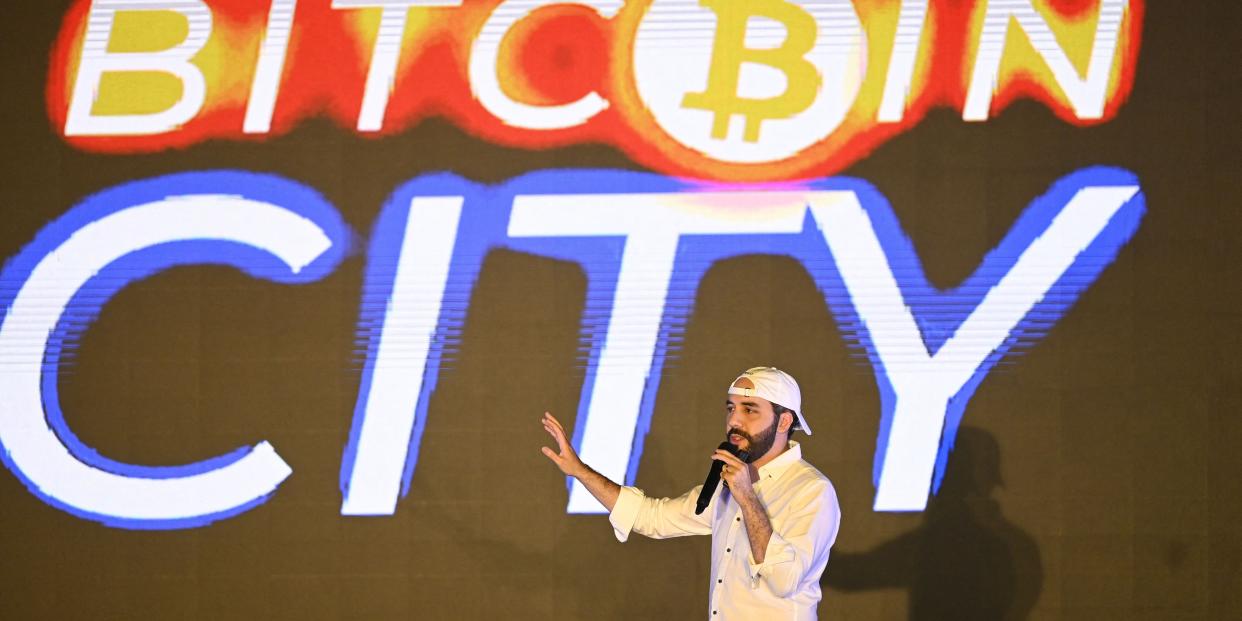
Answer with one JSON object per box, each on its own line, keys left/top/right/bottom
{"left": 695, "top": 441, "right": 750, "bottom": 514}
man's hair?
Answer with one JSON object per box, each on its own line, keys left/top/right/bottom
{"left": 772, "top": 403, "right": 797, "bottom": 439}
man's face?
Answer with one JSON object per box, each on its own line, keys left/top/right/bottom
{"left": 725, "top": 378, "right": 782, "bottom": 463}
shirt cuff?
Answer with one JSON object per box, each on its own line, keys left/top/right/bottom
{"left": 747, "top": 531, "right": 796, "bottom": 588}
{"left": 608, "top": 486, "right": 644, "bottom": 542}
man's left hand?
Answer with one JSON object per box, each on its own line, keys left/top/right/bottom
{"left": 712, "top": 449, "right": 758, "bottom": 501}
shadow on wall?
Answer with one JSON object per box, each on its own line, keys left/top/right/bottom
{"left": 823, "top": 427, "right": 1043, "bottom": 620}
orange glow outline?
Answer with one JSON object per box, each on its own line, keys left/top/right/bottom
{"left": 46, "top": 0, "right": 1144, "bottom": 180}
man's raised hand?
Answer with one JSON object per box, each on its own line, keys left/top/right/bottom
{"left": 541, "top": 412, "right": 584, "bottom": 477}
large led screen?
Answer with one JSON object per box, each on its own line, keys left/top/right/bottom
{"left": 1, "top": 0, "right": 1238, "bottom": 618}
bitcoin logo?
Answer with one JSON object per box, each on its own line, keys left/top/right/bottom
{"left": 680, "top": 0, "right": 821, "bottom": 143}
{"left": 632, "top": 0, "right": 866, "bottom": 164}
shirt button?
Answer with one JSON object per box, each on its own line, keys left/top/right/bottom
{"left": 718, "top": 579, "right": 723, "bottom": 584}
{"left": 736, "top": 517, "right": 741, "bottom": 522}
{"left": 726, "top": 548, "right": 731, "bottom": 553}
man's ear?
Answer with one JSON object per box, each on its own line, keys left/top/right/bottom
{"left": 778, "top": 411, "right": 794, "bottom": 434}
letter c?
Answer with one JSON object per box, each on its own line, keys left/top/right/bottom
{"left": 0, "top": 171, "right": 349, "bottom": 528}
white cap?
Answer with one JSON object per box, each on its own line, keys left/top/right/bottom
{"left": 727, "top": 366, "right": 811, "bottom": 435}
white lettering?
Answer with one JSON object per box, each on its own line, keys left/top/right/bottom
{"left": 469, "top": 0, "right": 622, "bottom": 130}
{"left": 332, "top": 0, "right": 464, "bottom": 132}
{"left": 963, "top": 0, "right": 1129, "bottom": 121}
{"left": 509, "top": 191, "right": 811, "bottom": 513}
{"left": 0, "top": 194, "right": 336, "bottom": 523}
{"left": 244, "top": 0, "right": 298, "bottom": 134}
{"left": 340, "top": 197, "right": 463, "bottom": 515}
{"left": 877, "top": 0, "right": 929, "bottom": 123}
{"left": 65, "top": 0, "right": 212, "bottom": 136}
{"left": 809, "top": 185, "right": 1139, "bottom": 510}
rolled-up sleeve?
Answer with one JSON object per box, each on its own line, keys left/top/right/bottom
{"left": 608, "top": 485, "right": 713, "bottom": 543}
{"left": 745, "top": 480, "right": 840, "bottom": 597}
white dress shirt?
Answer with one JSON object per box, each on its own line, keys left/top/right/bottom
{"left": 609, "top": 441, "right": 840, "bottom": 620}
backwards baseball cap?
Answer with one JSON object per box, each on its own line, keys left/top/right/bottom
{"left": 727, "top": 366, "right": 811, "bottom": 435}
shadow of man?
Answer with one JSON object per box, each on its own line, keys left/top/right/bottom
{"left": 823, "top": 427, "right": 1043, "bottom": 620}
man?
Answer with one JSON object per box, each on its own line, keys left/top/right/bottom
{"left": 541, "top": 366, "right": 841, "bottom": 620}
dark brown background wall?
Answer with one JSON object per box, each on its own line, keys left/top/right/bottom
{"left": 1, "top": 1, "right": 1239, "bottom": 619}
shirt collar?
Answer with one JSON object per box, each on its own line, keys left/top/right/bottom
{"left": 755, "top": 440, "right": 802, "bottom": 484}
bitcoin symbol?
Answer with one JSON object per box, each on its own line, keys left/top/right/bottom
{"left": 681, "top": 0, "right": 822, "bottom": 143}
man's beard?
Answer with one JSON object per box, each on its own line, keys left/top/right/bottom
{"left": 728, "top": 415, "right": 779, "bottom": 464}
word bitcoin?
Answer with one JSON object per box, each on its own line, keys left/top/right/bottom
{"left": 50, "top": 0, "right": 1142, "bottom": 177}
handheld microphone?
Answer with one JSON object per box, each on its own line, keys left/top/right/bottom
{"left": 695, "top": 441, "right": 749, "bottom": 515}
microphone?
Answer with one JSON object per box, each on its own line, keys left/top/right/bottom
{"left": 695, "top": 441, "right": 749, "bottom": 515}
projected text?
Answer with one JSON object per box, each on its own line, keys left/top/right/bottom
{"left": 0, "top": 168, "right": 1144, "bottom": 527}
